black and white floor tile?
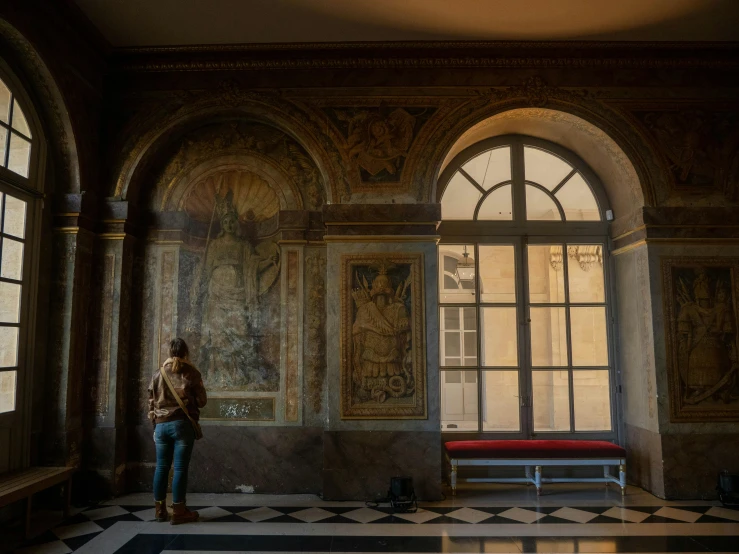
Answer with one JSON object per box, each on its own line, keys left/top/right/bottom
{"left": 12, "top": 487, "right": 739, "bottom": 554}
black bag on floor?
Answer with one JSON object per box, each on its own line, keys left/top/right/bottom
{"left": 388, "top": 476, "right": 417, "bottom": 513}
{"left": 717, "top": 471, "right": 739, "bottom": 506}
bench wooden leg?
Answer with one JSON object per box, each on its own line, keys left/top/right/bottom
{"left": 25, "top": 494, "right": 32, "bottom": 538}
{"left": 604, "top": 465, "right": 610, "bottom": 488}
{"left": 619, "top": 463, "right": 626, "bottom": 495}
{"left": 64, "top": 476, "right": 72, "bottom": 519}
{"left": 450, "top": 461, "right": 458, "bottom": 496}
{"left": 534, "top": 465, "right": 542, "bottom": 495}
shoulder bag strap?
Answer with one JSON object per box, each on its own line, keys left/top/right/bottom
{"left": 159, "top": 366, "right": 198, "bottom": 428}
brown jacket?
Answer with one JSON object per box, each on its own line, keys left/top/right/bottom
{"left": 148, "top": 357, "right": 207, "bottom": 425}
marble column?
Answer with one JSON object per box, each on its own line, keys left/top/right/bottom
{"left": 42, "top": 195, "right": 96, "bottom": 471}
{"left": 83, "top": 201, "right": 136, "bottom": 497}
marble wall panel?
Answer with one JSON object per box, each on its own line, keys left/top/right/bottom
{"left": 624, "top": 424, "right": 665, "bottom": 498}
{"left": 127, "top": 425, "right": 323, "bottom": 494}
{"left": 661, "top": 432, "right": 739, "bottom": 499}
{"left": 613, "top": 245, "right": 659, "bottom": 433}
{"left": 323, "top": 430, "right": 442, "bottom": 501}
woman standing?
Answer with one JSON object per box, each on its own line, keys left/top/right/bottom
{"left": 148, "top": 338, "right": 207, "bottom": 524}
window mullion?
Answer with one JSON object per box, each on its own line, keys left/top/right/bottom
{"left": 3, "top": 95, "right": 11, "bottom": 168}
{"left": 562, "top": 242, "right": 576, "bottom": 433}
{"left": 519, "top": 236, "right": 533, "bottom": 437}
{"left": 475, "top": 243, "right": 483, "bottom": 433}
{"left": 511, "top": 141, "right": 526, "bottom": 222}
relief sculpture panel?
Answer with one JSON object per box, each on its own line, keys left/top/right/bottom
{"left": 187, "top": 188, "right": 281, "bottom": 391}
{"left": 324, "top": 106, "right": 436, "bottom": 186}
{"left": 662, "top": 258, "right": 739, "bottom": 421}
{"left": 341, "top": 254, "right": 426, "bottom": 419}
{"left": 174, "top": 172, "right": 284, "bottom": 422}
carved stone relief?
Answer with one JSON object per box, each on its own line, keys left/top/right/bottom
{"left": 635, "top": 110, "right": 739, "bottom": 200}
{"left": 152, "top": 120, "right": 324, "bottom": 212}
{"left": 324, "top": 106, "right": 436, "bottom": 184}
{"left": 341, "top": 254, "right": 427, "bottom": 419}
{"left": 662, "top": 258, "right": 739, "bottom": 422}
{"left": 185, "top": 188, "right": 281, "bottom": 392}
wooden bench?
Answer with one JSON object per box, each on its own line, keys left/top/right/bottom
{"left": 445, "top": 440, "right": 626, "bottom": 496}
{"left": 0, "top": 467, "right": 75, "bottom": 537}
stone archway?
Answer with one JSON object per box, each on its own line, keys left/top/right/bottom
{"left": 437, "top": 108, "right": 645, "bottom": 221}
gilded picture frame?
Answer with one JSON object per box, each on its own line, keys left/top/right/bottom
{"left": 340, "top": 253, "right": 427, "bottom": 419}
{"left": 662, "top": 257, "right": 739, "bottom": 422}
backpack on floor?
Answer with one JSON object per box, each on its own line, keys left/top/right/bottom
{"left": 717, "top": 471, "right": 739, "bottom": 507}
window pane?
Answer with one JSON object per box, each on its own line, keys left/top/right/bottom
{"left": 528, "top": 245, "right": 565, "bottom": 303}
{"left": 8, "top": 134, "right": 31, "bottom": 178}
{"left": 567, "top": 245, "right": 605, "bottom": 303}
{"left": 441, "top": 172, "right": 481, "bottom": 220}
{"left": 530, "top": 307, "right": 568, "bottom": 366}
{"left": 0, "top": 370, "right": 16, "bottom": 413}
{"left": 441, "top": 370, "right": 478, "bottom": 431}
{"left": 476, "top": 185, "right": 513, "bottom": 220}
{"left": 444, "top": 332, "right": 461, "bottom": 359}
{"left": 441, "top": 307, "right": 477, "bottom": 366}
{"left": 439, "top": 246, "right": 476, "bottom": 303}
{"left": 0, "top": 281, "right": 21, "bottom": 323}
{"left": 573, "top": 370, "right": 612, "bottom": 431}
{"left": 11, "top": 99, "right": 31, "bottom": 138}
{"left": 1, "top": 238, "right": 24, "bottom": 280}
{"left": 482, "top": 370, "right": 520, "bottom": 431}
{"left": 462, "top": 147, "right": 511, "bottom": 190}
{"left": 3, "top": 194, "right": 26, "bottom": 239}
{"left": 526, "top": 185, "right": 561, "bottom": 221}
{"left": 524, "top": 146, "right": 573, "bottom": 190}
{"left": 555, "top": 173, "right": 600, "bottom": 221}
{"left": 571, "top": 307, "right": 609, "bottom": 366}
{"left": 481, "top": 307, "right": 518, "bottom": 366}
{"left": 0, "top": 327, "right": 18, "bottom": 367}
{"left": 533, "top": 370, "right": 570, "bottom": 432}
{"left": 479, "top": 245, "right": 516, "bottom": 302}
{"left": 0, "top": 79, "right": 10, "bottom": 123}
{"left": 442, "top": 306, "right": 460, "bottom": 330}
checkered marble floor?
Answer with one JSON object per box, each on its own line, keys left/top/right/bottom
{"left": 12, "top": 490, "right": 739, "bottom": 553}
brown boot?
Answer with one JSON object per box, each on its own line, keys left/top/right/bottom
{"left": 154, "top": 500, "right": 169, "bottom": 522}
{"left": 170, "top": 502, "right": 199, "bottom": 525}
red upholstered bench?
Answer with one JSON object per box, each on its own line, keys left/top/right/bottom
{"left": 445, "top": 440, "right": 626, "bottom": 496}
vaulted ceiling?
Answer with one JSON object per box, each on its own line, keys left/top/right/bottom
{"left": 73, "top": 0, "right": 739, "bottom": 47}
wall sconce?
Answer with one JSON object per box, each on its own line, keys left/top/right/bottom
{"left": 456, "top": 246, "right": 475, "bottom": 282}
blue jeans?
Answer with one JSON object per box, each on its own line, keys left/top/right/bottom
{"left": 153, "top": 419, "right": 195, "bottom": 503}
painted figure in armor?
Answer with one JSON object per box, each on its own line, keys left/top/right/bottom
{"left": 676, "top": 268, "right": 737, "bottom": 404}
{"left": 351, "top": 261, "right": 414, "bottom": 403}
{"left": 189, "top": 190, "right": 280, "bottom": 390}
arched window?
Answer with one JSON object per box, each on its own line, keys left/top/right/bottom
{"left": 0, "top": 77, "right": 33, "bottom": 179}
{"left": 0, "top": 62, "right": 43, "bottom": 472}
{"left": 437, "top": 135, "right": 616, "bottom": 440}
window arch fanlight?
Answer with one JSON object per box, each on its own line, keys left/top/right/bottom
{"left": 439, "top": 135, "right": 609, "bottom": 224}
{"left": 0, "top": 76, "right": 33, "bottom": 179}
{"left": 436, "top": 135, "right": 617, "bottom": 442}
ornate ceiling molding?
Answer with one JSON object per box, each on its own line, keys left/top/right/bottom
{"left": 112, "top": 41, "right": 739, "bottom": 72}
